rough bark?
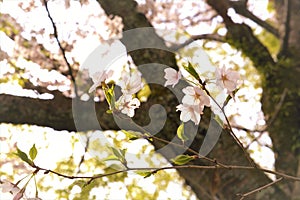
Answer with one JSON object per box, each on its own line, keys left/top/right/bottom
{"left": 206, "top": 0, "right": 300, "bottom": 199}
{"left": 1, "top": 0, "right": 299, "bottom": 199}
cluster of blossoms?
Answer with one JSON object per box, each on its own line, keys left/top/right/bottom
{"left": 89, "top": 68, "right": 143, "bottom": 117}
{"left": 0, "top": 179, "right": 41, "bottom": 200}
{"left": 164, "top": 65, "right": 240, "bottom": 125}
{"left": 89, "top": 62, "right": 239, "bottom": 125}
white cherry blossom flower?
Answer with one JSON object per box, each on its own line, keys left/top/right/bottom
{"left": 116, "top": 95, "right": 140, "bottom": 117}
{"left": 0, "top": 180, "right": 20, "bottom": 194}
{"left": 118, "top": 71, "right": 143, "bottom": 95}
{"left": 89, "top": 70, "right": 114, "bottom": 93}
{"left": 164, "top": 68, "right": 181, "bottom": 87}
{"left": 182, "top": 86, "right": 210, "bottom": 107}
{"left": 0, "top": 180, "right": 24, "bottom": 200}
{"left": 176, "top": 104, "right": 203, "bottom": 125}
{"left": 215, "top": 66, "right": 240, "bottom": 93}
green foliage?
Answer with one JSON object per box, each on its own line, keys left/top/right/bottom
{"left": 29, "top": 144, "right": 38, "bottom": 161}
{"left": 107, "top": 146, "right": 126, "bottom": 165}
{"left": 171, "top": 154, "right": 195, "bottom": 165}
{"left": 135, "top": 170, "right": 153, "bottom": 178}
{"left": 104, "top": 84, "right": 116, "bottom": 110}
{"left": 182, "top": 62, "right": 200, "bottom": 81}
{"left": 122, "top": 130, "right": 143, "bottom": 140}
{"left": 177, "top": 123, "right": 188, "bottom": 142}
{"left": 15, "top": 147, "right": 33, "bottom": 166}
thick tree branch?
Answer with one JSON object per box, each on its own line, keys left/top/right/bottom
{"left": 206, "top": 0, "right": 275, "bottom": 73}
{"left": 280, "top": 0, "right": 291, "bottom": 56}
{"left": 229, "top": 0, "right": 280, "bottom": 38}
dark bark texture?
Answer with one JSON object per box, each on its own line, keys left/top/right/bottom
{"left": 1, "top": 0, "right": 300, "bottom": 199}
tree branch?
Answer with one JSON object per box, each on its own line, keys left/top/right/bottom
{"left": 170, "top": 34, "right": 225, "bottom": 51}
{"left": 206, "top": 0, "right": 275, "bottom": 72}
{"left": 43, "top": 0, "right": 78, "bottom": 97}
{"left": 280, "top": 0, "right": 291, "bottom": 56}
{"left": 229, "top": 0, "right": 280, "bottom": 38}
{"left": 237, "top": 177, "right": 283, "bottom": 200}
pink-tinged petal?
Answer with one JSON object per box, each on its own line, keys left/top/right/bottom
{"left": 13, "top": 191, "right": 23, "bottom": 200}
{"left": 182, "top": 86, "right": 210, "bottom": 107}
{"left": 182, "top": 86, "right": 195, "bottom": 95}
{"left": 117, "top": 95, "right": 140, "bottom": 117}
{"left": 164, "top": 68, "right": 181, "bottom": 87}
{"left": 215, "top": 66, "right": 240, "bottom": 93}
{"left": 89, "top": 70, "right": 114, "bottom": 93}
{"left": 119, "top": 71, "right": 143, "bottom": 95}
{"left": 176, "top": 104, "right": 202, "bottom": 125}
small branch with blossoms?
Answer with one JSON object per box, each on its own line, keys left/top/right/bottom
{"left": 5, "top": 143, "right": 300, "bottom": 200}
{"left": 4, "top": 61, "right": 300, "bottom": 199}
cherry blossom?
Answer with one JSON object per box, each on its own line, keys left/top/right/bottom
{"left": 118, "top": 71, "right": 143, "bottom": 95}
{"left": 176, "top": 104, "right": 203, "bottom": 125}
{"left": 89, "top": 70, "right": 114, "bottom": 93}
{"left": 215, "top": 66, "right": 240, "bottom": 93}
{"left": 116, "top": 95, "right": 141, "bottom": 117}
{"left": 182, "top": 86, "right": 210, "bottom": 107}
{"left": 0, "top": 180, "right": 22, "bottom": 200}
{"left": 164, "top": 68, "right": 181, "bottom": 87}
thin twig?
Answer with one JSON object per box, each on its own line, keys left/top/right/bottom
{"left": 76, "top": 136, "right": 90, "bottom": 174}
{"left": 237, "top": 177, "right": 283, "bottom": 200}
{"left": 43, "top": 0, "right": 78, "bottom": 97}
{"left": 170, "top": 33, "right": 225, "bottom": 51}
{"left": 32, "top": 163, "right": 300, "bottom": 182}
{"left": 113, "top": 113, "right": 227, "bottom": 167}
{"left": 203, "top": 87, "right": 257, "bottom": 167}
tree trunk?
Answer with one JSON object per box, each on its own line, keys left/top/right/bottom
{"left": 1, "top": 0, "right": 299, "bottom": 199}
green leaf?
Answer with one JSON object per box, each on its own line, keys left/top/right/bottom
{"left": 122, "top": 130, "right": 142, "bottom": 140}
{"left": 104, "top": 164, "right": 125, "bottom": 173}
{"left": 106, "top": 109, "right": 113, "bottom": 114}
{"left": 29, "top": 144, "right": 37, "bottom": 161}
{"left": 102, "top": 154, "right": 119, "bottom": 162}
{"left": 177, "top": 123, "right": 188, "bottom": 142}
{"left": 120, "top": 149, "right": 126, "bottom": 157}
{"left": 104, "top": 85, "right": 115, "bottom": 109}
{"left": 171, "top": 154, "right": 195, "bottom": 165}
{"left": 108, "top": 147, "right": 125, "bottom": 163}
{"left": 15, "top": 148, "right": 33, "bottom": 166}
{"left": 135, "top": 171, "right": 153, "bottom": 178}
{"left": 183, "top": 62, "right": 200, "bottom": 81}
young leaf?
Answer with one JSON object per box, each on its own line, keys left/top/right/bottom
{"left": 104, "top": 164, "right": 125, "bottom": 173}
{"left": 15, "top": 148, "right": 33, "bottom": 166}
{"left": 29, "top": 144, "right": 37, "bottom": 161}
{"left": 104, "top": 85, "right": 115, "bottom": 109}
{"left": 122, "top": 130, "right": 142, "bottom": 140}
{"left": 102, "top": 154, "right": 120, "bottom": 162}
{"left": 135, "top": 171, "right": 153, "bottom": 178}
{"left": 183, "top": 62, "right": 200, "bottom": 81}
{"left": 171, "top": 154, "right": 195, "bottom": 165}
{"left": 108, "top": 147, "right": 125, "bottom": 163}
{"left": 177, "top": 123, "right": 188, "bottom": 142}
